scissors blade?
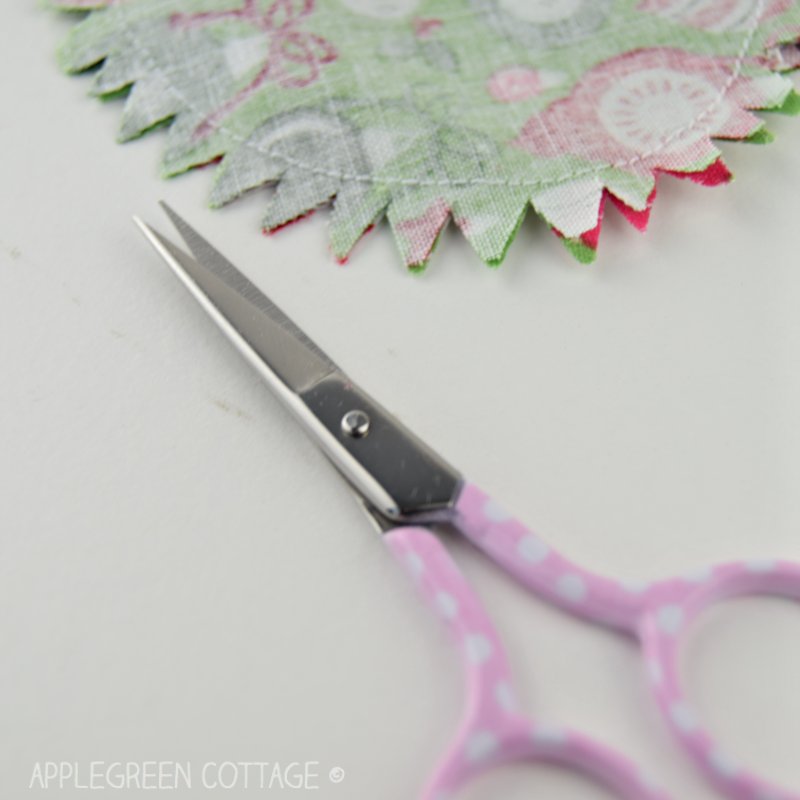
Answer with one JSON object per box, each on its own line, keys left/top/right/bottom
{"left": 135, "top": 205, "right": 462, "bottom": 522}
{"left": 134, "top": 208, "right": 338, "bottom": 395}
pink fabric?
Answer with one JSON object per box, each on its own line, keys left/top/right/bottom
{"left": 514, "top": 49, "right": 767, "bottom": 177}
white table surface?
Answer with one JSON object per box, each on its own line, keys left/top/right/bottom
{"left": 3, "top": 6, "right": 800, "bottom": 799}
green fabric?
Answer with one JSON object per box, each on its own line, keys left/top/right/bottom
{"left": 776, "top": 87, "right": 800, "bottom": 113}
{"left": 54, "top": 1, "right": 800, "bottom": 269}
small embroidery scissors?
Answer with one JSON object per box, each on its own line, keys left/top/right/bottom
{"left": 136, "top": 204, "right": 800, "bottom": 800}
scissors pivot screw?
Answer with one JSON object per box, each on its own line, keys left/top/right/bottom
{"left": 341, "top": 410, "right": 370, "bottom": 438}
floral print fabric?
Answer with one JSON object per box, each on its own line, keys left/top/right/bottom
{"left": 54, "top": 0, "right": 800, "bottom": 269}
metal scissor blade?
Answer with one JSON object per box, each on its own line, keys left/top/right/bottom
{"left": 134, "top": 213, "right": 338, "bottom": 395}
{"left": 136, "top": 207, "right": 463, "bottom": 523}
{"left": 159, "top": 202, "right": 336, "bottom": 374}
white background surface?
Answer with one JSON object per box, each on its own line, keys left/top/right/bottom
{"left": 3, "top": 6, "right": 800, "bottom": 799}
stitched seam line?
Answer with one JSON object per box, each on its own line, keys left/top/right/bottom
{"left": 129, "top": 1, "right": 765, "bottom": 190}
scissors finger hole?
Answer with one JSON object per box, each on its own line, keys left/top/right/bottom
{"left": 678, "top": 595, "right": 800, "bottom": 791}
{"left": 455, "top": 762, "right": 631, "bottom": 800}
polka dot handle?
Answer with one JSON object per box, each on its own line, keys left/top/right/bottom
{"left": 386, "top": 526, "right": 669, "bottom": 800}
{"left": 453, "top": 482, "right": 800, "bottom": 800}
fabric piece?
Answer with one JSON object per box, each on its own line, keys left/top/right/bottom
{"left": 54, "top": 0, "right": 800, "bottom": 270}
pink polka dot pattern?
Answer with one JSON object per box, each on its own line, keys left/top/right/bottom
{"left": 386, "top": 526, "right": 668, "bottom": 799}
{"left": 455, "top": 482, "right": 645, "bottom": 632}
{"left": 386, "top": 482, "right": 800, "bottom": 800}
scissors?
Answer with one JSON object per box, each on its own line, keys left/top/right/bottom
{"left": 136, "top": 203, "right": 800, "bottom": 800}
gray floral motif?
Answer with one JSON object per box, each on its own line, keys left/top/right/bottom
{"left": 378, "top": 32, "right": 459, "bottom": 72}
{"left": 211, "top": 108, "right": 369, "bottom": 230}
{"left": 470, "top": 0, "right": 613, "bottom": 49}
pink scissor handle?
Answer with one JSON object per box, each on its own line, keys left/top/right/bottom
{"left": 453, "top": 482, "right": 800, "bottom": 800}
{"left": 639, "top": 562, "right": 800, "bottom": 800}
{"left": 386, "top": 526, "right": 669, "bottom": 800}
{"left": 453, "top": 483, "right": 646, "bottom": 633}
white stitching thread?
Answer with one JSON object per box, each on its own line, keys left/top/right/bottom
{"left": 123, "top": 0, "right": 767, "bottom": 190}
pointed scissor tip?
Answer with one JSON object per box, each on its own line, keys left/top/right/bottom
{"left": 158, "top": 200, "right": 183, "bottom": 228}
{"left": 132, "top": 214, "right": 187, "bottom": 278}
{"left": 132, "top": 215, "right": 161, "bottom": 246}
{"left": 133, "top": 203, "right": 181, "bottom": 236}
